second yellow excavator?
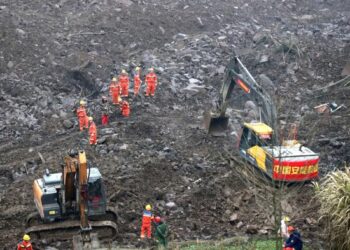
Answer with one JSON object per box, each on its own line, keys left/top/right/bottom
{"left": 204, "top": 56, "right": 319, "bottom": 182}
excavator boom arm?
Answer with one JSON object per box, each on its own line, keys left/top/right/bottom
{"left": 205, "top": 56, "right": 277, "bottom": 134}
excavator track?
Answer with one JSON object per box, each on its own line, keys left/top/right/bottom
{"left": 25, "top": 209, "right": 118, "bottom": 242}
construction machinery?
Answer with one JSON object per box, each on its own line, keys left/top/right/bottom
{"left": 204, "top": 57, "right": 319, "bottom": 182}
{"left": 26, "top": 150, "right": 117, "bottom": 243}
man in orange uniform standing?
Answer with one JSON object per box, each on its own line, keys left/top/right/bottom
{"left": 88, "top": 117, "right": 97, "bottom": 145}
{"left": 134, "top": 66, "right": 142, "bottom": 96}
{"left": 119, "top": 69, "right": 130, "bottom": 97}
{"left": 141, "top": 204, "right": 154, "bottom": 239}
{"left": 109, "top": 77, "right": 121, "bottom": 105}
{"left": 145, "top": 68, "right": 158, "bottom": 97}
{"left": 76, "top": 100, "right": 89, "bottom": 131}
{"left": 121, "top": 100, "right": 130, "bottom": 117}
{"left": 17, "top": 234, "right": 33, "bottom": 250}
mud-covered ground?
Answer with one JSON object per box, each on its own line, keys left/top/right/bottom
{"left": 0, "top": 0, "right": 350, "bottom": 249}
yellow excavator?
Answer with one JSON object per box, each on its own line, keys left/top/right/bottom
{"left": 26, "top": 150, "right": 117, "bottom": 243}
{"left": 204, "top": 57, "right": 319, "bottom": 182}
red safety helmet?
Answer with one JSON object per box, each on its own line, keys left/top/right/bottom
{"left": 154, "top": 216, "right": 161, "bottom": 223}
{"left": 287, "top": 226, "right": 295, "bottom": 232}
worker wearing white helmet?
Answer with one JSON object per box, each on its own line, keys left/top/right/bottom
{"left": 145, "top": 67, "right": 158, "bottom": 97}
{"left": 119, "top": 69, "right": 130, "bottom": 97}
{"left": 76, "top": 99, "right": 89, "bottom": 131}
{"left": 88, "top": 116, "right": 97, "bottom": 145}
{"left": 134, "top": 66, "right": 142, "bottom": 96}
{"left": 110, "top": 76, "right": 121, "bottom": 105}
{"left": 280, "top": 215, "right": 291, "bottom": 239}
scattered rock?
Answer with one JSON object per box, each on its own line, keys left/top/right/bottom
{"left": 62, "top": 119, "right": 73, "bottom": 129}
{"left": 229, "top": 213, "right": 239, "bottom": 224}
{"left": 165, "top": 201, "right": 176, "bottom": 208}
{"left": 7, "top": 61, "right": 14, "bottom": 69}
{"left": 246, "top": 224, "right": 259, "bottom": 234}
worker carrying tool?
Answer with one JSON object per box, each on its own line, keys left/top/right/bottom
{"left": 17, "top": 234, "right": 33, "bottom": 250}
{"left": 140, "top": 204, "right": 154, "bottom": 239}
{"left": 120, "top": 100, "right": 130, "bottom": 117}
{"left": 134, "top": 66, "right": 142, "bottom": 96}
{"left": 145, "top": 68, "right": 158, "bottom": 97}
{"left": 109, "top": 77, "right": 121, "bottom": 105}
{"left": 119, "top": 69, "right": 130, "bottom": 97}
{"left": 101, "top": 96, "right": 110, "bottom": 125}
{"left": 154, "top": 216, "right": 169, "bottom": 249}
{"left": 88, "top": 117, "right": 97, "bottom": 145}
{"left": 76, "top": 100, "right": 89, "bottom": 131}
{"left": 283, "top": 226, "right": 303, "bottom": 250}
{"left": 280, "top": 216, "right": 291, "bottom": 239}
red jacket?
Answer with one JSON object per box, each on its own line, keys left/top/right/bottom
{"left": 17, "top": 241, "right": 33, "bottom": 250}
{"left": 89, "top": 121, "right": 97, "bottom": 135}
{"left": 110, "top": 82, "right": 121, "bottom": 94}
{"left": 119, "top": 75, "right": 129, "bottom": 87}
{"left": 76, "top": 106, "right": 87, "bottom": 118}
{"left": 145, "top": 72, "right": 157, "bottom": 85}
{"left": 134, "top": 74, "right": 141, "bottom": 87}
{"left": 142, "top": 210, "right": 154, "bottom": 226}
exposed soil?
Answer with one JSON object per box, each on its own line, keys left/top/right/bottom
{"left": 0, "top": 0, "right": 349, "bottom": 249}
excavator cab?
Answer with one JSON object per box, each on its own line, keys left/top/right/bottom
{"left": 239, "top": 123, "right": 273, "bottom": 151}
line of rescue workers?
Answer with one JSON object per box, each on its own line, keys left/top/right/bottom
{"left": 76, "top": 67, "right": 158, "bottom": 145}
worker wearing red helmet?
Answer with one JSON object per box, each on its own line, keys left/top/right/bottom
{"left": 141, "top": 204, "right": 154, "bottom": 239}
{"left": 76, "top": 100, "right": 89, "bottom": 131}
{"left": 154, "top": 216, "right": 169, "bottom": 248}
{"left": 88, "top": 117, "right": 97, "bottom": 145}
{"left": 120, "top": 100, "right": 130, "bottom": 117}
{"left": 119, "top": 69, "right": 130, "bottom": 97}
{"left": 17, "top": 234, "right": 33, "bottom": 250}
{"left": 145, "top": 67, "right": 158, "bottom": 97}
{"left": 283, "top": 226, "right": 303, "bottom": 250}
{"left": 109, "top": 77, "right": 121, "bottom": 105}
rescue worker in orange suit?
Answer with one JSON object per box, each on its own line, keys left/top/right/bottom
{"left": 119, "top": 69, "right": 130, "bottom": 97}
{"left": 101, "top": 96, "right": 110, "bottom": 125}
{"left": 17, "top": 234, "right": 33, "bottom": 250}
{"left": 141, "top": 204, "right": 154, "bottom": 239}
{"left": 121, "top": 100, "right": 130, "bottom": 117}
{"left": 134, "top": 66, "right": 142, "bottom": 96}
{"left": 145, "top": 68, "right": 158, "bottom": 97}
{"left": 88, "top": 116, "right": 97, "bottom": 145}
{"left": 109, "top": 77, "right": 121, "bottom": 105}
{"left": 76, "top": 100, "right": 89, "bottom": 131}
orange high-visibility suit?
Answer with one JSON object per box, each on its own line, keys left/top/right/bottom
{"left": 119, "top": 74, "right": 130, "bottom": 97}
{"left": 145, "top": 72, "right": 157, "bottom": 96}
{"left": 140, "top": 210, "right": 154, "bottom": 238}
{"left": 76, "top": 106, "right": 88, "bottom": 131}
{"left": 134, "top": 74, "right": 142, "bottom": 96}
{"left": 89, "top": 121, "right": 97, "bottom": 145}
{"left": 17, "top": 241, "right": 33, "bottom": 250}
{"left": 121, "top": 101, "right": 130, "bottom": 117}
{"left": 109, "top": 81, "right": 121, "bottom": 105}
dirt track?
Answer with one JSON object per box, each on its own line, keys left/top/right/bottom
{"left": 1, "top": 0, "right": 350, "bottom": 249}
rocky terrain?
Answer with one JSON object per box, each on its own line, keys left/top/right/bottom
{"left": 0, "top": 0, "right": 349, "bottom": 249}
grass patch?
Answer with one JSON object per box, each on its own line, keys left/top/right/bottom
{"left": 179, "top": 239, "right": 276, "bottom": 250}
{"left": 172, "top": 237, "right": 311, "bottom": 250}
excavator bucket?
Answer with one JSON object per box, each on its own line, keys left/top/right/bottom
{"left": 203, "top": 111, "right": 229, "bottom": 135}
